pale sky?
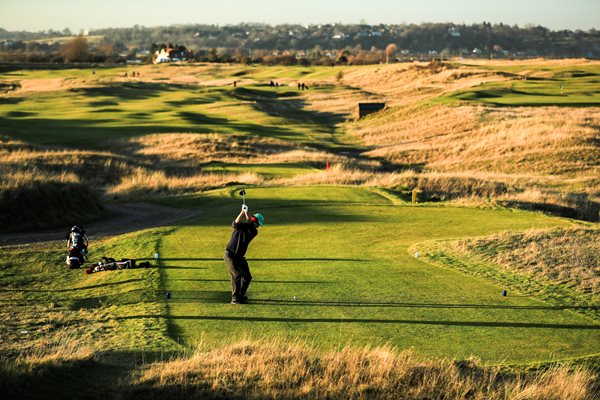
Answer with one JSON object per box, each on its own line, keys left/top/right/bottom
{"left": 1, "top": 0, "right": 598, "bottom": 32}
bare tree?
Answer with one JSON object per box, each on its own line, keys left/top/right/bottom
{"left": 60, "top": 35, "right": 88, "bottom": 63}
{"left": 385, "top": 43, "right": 397, "bottom": 64}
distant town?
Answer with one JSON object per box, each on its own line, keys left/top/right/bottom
{"left": 1, "top": 22, "right": 598, "bottom": 64}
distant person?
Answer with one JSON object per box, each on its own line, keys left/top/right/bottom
{"left": 298, "top": 82, "right": 302, "bottom": 90}
{"left": 224, "top": 205, "right": 264, "bottom": 304}
{"left": 124, "top": 72, "right": 128, "bottom": 78}
{"left": 233, "top": 80, "right": 237, "bottom": 87}
{"left": 270, "top": 80, "right": 274, "bottom": 87}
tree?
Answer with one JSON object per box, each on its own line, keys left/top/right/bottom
{"left": 60, "top": 35, "right": 88, "bottom": 63}
{"left": 385, "top": 43, "right": 397, "bottom": 63}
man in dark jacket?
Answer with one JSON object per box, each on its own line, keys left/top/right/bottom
{"left": 224, "top": 205, "right": 264, "bottom": 304}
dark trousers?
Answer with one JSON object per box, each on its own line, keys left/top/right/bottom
{"left": 224, "top": 250, "right": 252, "bottom": 300}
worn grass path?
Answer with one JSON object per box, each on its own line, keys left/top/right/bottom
{"left": 154, "top": 186, "right": 599, "bottom": 364}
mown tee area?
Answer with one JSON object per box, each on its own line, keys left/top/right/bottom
{"left": 156, "top": 186, "right": 600, "bottom": 364}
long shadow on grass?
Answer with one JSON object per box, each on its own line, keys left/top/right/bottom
{"left": 229, "top": 87, "right": 347, "bottom": 134}
{"left": 152, "top": 293, "right": 598, "bottom": 313}
{"left": 157, "top": 258, "right": 366, "bottom": 262}
{"left": 177, "top": 111, "right": 302, "bottom": 140}
{"left": 174, "top": 201, "right": 374, "bottom": 226}
{"left": 252, "top": 299, "right": 600, "bottom": 312}
{"left": 0, "top": 278, "right": 143, "bottom": 292}
{"left": 118, "top": 314, "right": 600, "bottom": 330}
{"left": 70, "top": 82, "right": 193, "bottom": 102}
{"left": 2, "top": 113, "right": 305, "bottom": 148}
{"left": 0, "top": 117, "right": 216, "bottom": 147}
{"left": 168, "top": 279, "right": 333, "bottom": 284}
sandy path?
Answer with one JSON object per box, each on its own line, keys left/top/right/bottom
{"left": 0, "top": 202, "right": 201, "bottom": 247}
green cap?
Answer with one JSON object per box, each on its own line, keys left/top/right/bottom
{"left": 253, "top": 213, "right": 264, "bottom": 227}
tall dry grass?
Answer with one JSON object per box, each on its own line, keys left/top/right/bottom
{"left": 455, "top": 228, "right": 600, "bottom": 298}
{"left": 339, "top": 61, "right": 512, "bottom": 107}
{"left": 0, "top": 138, "right": 133, "bottom": 187}
{"left": 123, "top": 133, "right": 350, "bottom": 165}
{"left": 131, "top": 339, "right": 597, "bottom": 400}
{"left": 351, "top": 105, "right": 599, "bottom": 180}
{"left": 107, "top": 167, "right": 262, "bottom": 196}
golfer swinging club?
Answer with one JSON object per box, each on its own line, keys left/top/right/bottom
{"left": 224, "top": 202, "right": 264, "bottom": 304}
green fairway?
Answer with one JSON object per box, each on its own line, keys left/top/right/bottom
{"left": 147, "top": 186, "right": 598, "bottom": 364}
{"left": 0, "top": 81, "right": 347, "bottom": 149}
{"left": 437, "top": 64, "right": 600, "bottom": 106}
{"left": 201, "top": 161, "right": 318, "bottom": 177}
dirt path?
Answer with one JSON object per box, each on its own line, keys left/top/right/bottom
{"left": 0, "top": 203, "right": 201, "bottom": 247}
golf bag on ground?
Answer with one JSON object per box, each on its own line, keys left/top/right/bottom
{"left": 66, "top": 225, "right": 89, "bottom": 269}
{"left": 85, "top": 257, "right": 151, "bottom": 274}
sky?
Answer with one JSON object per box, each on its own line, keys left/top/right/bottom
{"left": 1, "top": 0, "right": 598, "bottom": 32}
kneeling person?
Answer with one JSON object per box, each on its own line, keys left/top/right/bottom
{"left": 224, "top": 205, "right": 264, "bottom": 304}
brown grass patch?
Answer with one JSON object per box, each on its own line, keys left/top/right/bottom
{"left": 13, "top": 78, "right": 93, "bottom": 94}
{"left": 107, "top": 167, "right": 262, "bottom": 197}
{"left": 350, "top": 105, "right": 599, "bottom": 195}
{"left": 340, "top": 62, "right": 511, "bottom": 106}
{"left": 456, "top": 228, "right": 600, "bottom": 298}
{"left": 130, "top": 339, "right": 597, "bottom": 400}
{"left": 123, "top": 133, "right": 342, "bottom": 165}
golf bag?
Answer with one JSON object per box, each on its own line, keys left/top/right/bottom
{"left": 66, "top": 225, "right": 89, "bottom": 269}
{"left": 85, "top": 257, "right": 151, "bottom": 274}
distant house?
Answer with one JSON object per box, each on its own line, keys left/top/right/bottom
{"left": 358, "top": 102, "right": 386, "bottom": 119}
{"left": 153, "top": 47, "right": 189, "bottom": 64}
{"left": 154, "top": 49, "right": 171, "bottom": 63}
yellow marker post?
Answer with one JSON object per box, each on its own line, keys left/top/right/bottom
{"left": 412, "top": 188, "right": 420, "bottom": 203}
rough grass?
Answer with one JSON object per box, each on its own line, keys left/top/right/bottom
{"left": 130, "top": 340, "right": 597, "bottom": 400}
{"left": 417, "top": 227, "right": 600, "bottom": 320}
{"left": 2, "top": 339, "right": 596, "bottom": 400}
{"left": 456, "top": 228, "right": 600, "bottom": 301}
{"left": 0, "top": 179, "right": 104, "bottom": 232}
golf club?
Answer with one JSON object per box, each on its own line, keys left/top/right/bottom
{"left": 239, "top": 189, "right": 248, "bottom": 216}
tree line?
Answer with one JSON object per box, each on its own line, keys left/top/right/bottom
{"left": 0, "top": 22, "right": 598, "bottom": 64}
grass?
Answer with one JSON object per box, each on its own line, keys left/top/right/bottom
{"left": 151, "top": 186, "right": 600, "bottom": 364}
{"left": 130, "top": 339, "right": 597, "bottom": 400}
{"left": 1, "top": 61, "right": 600, "bottom": 397}
{"left": 418, "top": 228, "right": 600, "bottom": 320}
{"left": 2, "top": 186, "right": 598, "bottom": 399}
{"left": 0, "top": 82, "right": 349, "bottom": 149}
{"left": 435, "top": 63, "right": 600, "bottom": 106}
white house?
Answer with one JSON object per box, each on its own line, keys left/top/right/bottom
{"left": 154, "top": 49, "right": 171, "bottom": 64}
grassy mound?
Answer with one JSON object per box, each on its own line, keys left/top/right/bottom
{"left": 418, "top": 228, "right": 600, "bottom": 320}
{"left": 0, "top": 181, "right": 104, "bottom": 232}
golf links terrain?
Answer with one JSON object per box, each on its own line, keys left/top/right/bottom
{"left": 0, "top": 61, "right": 598, "bottom": 374}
